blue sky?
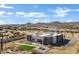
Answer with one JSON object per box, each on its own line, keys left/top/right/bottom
{"left": 0, "top": 4, "right": 79, "bottom": 24}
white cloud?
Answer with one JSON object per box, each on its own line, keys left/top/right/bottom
{"left": 16, "top": 12, "right": 25, "bottom": 15}
{"left": 35, "top": 13, "right": 47, "bottom": 17}
{"left": 67, "top": 19, "right": 73, "bottom": 22}
{"left": 32, "top": 19, "right": 40, "bottom": 23}
{"left": 40, "top": 19, "right": 50, "bottom": 23}
{"left": 6, "top": 12, "right": 14, "bottom": 15}
{"left": 60, "top": 19, "right": 73, "bottom": 23}
{"left": 0, "top": 11, "right": 6, "bottom": 16}
{"left": 76, "top": 9, "right": 79, "bottom": 11}
{"left": 15, "top": 12, "right": 26, "bottom": 17}
{"left": 0, "top": 11, "right": 47, "bottom": 17}
{"left": 0, "top": 20, "right": 16, "bottom": 24}
{"left": 0, "top": 4, "right": 14, "bottom": 9}
{"left": 0, "top": 20, "right": 7, "bottom": 25}
{"left": 24, "top": 12, "right": 47, "bottom": 17}
{"left": 32, "top": 19, "right": 50, "bottom": 23}
{"left": 28, "top": 12, "right": 46, "bottom": 17}
{"left": 0, "top": 11, "right": 14, "bottom": 16}
{"left": 54, "top": 7, "right": 71, "bottom": 17}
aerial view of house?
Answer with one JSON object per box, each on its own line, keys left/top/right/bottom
{"left": 0, "top": 4, "right": 79, "bottom": 54}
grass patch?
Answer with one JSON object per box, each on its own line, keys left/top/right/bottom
{"left": 19, "top": 45, "right": 35, "bottom": 51}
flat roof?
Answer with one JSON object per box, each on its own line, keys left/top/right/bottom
{"left": 0, "top": 31, "right": 6, "bottom": 34}
{"left": 32, "top": 32, "right": 62, "bottom": 37}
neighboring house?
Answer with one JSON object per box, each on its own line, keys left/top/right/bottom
{"left": 27, "top": 32, "right": 63, "bottom": 45}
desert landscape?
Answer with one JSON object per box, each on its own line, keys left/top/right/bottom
{"left": 0, "top": 4, "right": 79, "bottom": 54}
{"left": 0, "top": 22, "right": 79, "bottom": 54}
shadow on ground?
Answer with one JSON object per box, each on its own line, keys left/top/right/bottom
{"left": 53, "top": 39, "right": 70, "bottom": 46}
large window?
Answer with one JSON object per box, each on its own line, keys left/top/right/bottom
{"left": 37, "top": 39, "right": 42, "bottom": 44}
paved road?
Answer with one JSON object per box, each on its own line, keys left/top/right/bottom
{"left": 0, "top": 37, "right": 25, "bottom": 44}
{"left": 49, "top": 29, "right": 79, "bottom": 33}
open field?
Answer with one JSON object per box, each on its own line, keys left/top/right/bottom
{"left": 0, "top": 28, "right": 79, "bottom": 54}
{"left": 1, "top": 40, "right": 35, "bottom": 54}
{"left": 47, "top": 47, "right": 78, "bottom": 54}
{"left": 62, "top": 32, "right": 79, "bottom": 40}
{"left": 47, "top": 41, "right": 79, "bottom": 54}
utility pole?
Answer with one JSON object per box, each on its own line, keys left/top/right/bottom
{"left": 0, "top": 33, "right": 4, "bottom": 54}
{"left": 1, "top": 34, "right": 3, "bottom": 53}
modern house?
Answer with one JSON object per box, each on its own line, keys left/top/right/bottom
{"left": 27, "top": 32, "right": 63, "bottom": 45}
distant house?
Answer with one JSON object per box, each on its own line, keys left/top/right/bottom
{"left": 27, "top": 32, "right": 63, "bottom": 45}
{"left": 0, "top": 31, "right": 9, "bottom": 36}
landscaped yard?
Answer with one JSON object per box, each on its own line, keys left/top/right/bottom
{"left": 19, "top": 45, "right": 35, "bottom": 51}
